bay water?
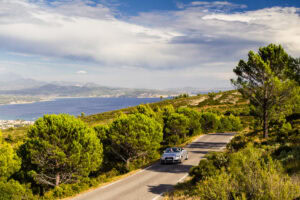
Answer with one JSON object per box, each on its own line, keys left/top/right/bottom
{"left": 0, "top": 97, "right": 161, "bottom": 121}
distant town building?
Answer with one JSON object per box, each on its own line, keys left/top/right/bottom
{"left": 0, "top": 120, "right": 34, "bottom": 129}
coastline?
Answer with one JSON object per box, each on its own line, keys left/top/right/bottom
{"left": 0, "top": 97, "right": 55, "bottom": 106}
{"left": 0, "top": 96, "right": 164, "bottom": 123}
{"left": 0, "top": 96, "right": 168, "bottom": 106}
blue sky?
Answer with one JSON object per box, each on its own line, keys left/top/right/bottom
{"left": 0, "top": 0, "right": 299, "bottom": 89}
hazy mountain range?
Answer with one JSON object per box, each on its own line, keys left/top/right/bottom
{"left": 0, "top": 73, "right": 176, "bottom": 99}
{"left": 0, "top": 73, "right": 232, "bottom": 104}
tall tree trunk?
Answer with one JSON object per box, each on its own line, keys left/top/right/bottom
{"left": 263, "top": 106, "right": 268, "bottom": 138}
{"left": 55, "top": 173, "right": 60, "bottom": 186}
{"left": 126, "top": 159, "right": 130, "bottom": 171}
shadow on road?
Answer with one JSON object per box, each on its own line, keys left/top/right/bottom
{"left": 147, "top": 163, "right": 194, "bottom": 174}
{"left": 211, "top": 132, "right": 235, "bottom": 136}
{"left": 148, "top": 184, "right": 174, "bottom": 195}
{"left": 188, "top": 141, "right": 227, "bottom": 149}
{"left": 189, "top": 150, "right": 210, "bottom": 154}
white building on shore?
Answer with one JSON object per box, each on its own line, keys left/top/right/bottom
{"left": 0, "top": 120, "right": 34, "bottom": 129}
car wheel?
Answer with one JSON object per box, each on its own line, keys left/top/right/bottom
{"left": 160, "top": 160, "right": 164, "bottom": 165}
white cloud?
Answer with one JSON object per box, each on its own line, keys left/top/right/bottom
{"left": 0, "top": 0, "right": 299, "bottom": 88}
{"left": 0, "top": 66, "right": 6, "bottom": 72}
{"left": 76, "top": 70, "right": 87, "bottom": 74}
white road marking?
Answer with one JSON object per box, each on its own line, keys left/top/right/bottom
{"left": 177, "top": 173, "right": 189, "bottom": 183}
{"left": 152, "top": 192, "right": 164, "bottom": 200}
{"left": 151, "top": 173, "right": 190, "bottom": 200}
{"left": 97, "top": 164, "right": 154, "bottom": 190}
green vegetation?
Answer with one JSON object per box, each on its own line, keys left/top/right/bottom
{"left": 232, "top": 44, "right": 298, "bottom": 138}
{"left": 0, "top": 131, "right": 21, "bottom": 181}
{"left": 186, "top": 145, "right": 299, "bottom": 200}
{"left": 107, "top": 113, "right": 163, "bottom": 170}
{"left": 0, "top": 131, "right": 35, "bottom": 200}
{"left": 0, "top": 94, "right": 242, "bottom": 199}
{"left": 2, "top": 43, "right": 298, "bottom": 200}
{"left": 165, "top": 44, "right": 300, "bottom": 200}
{"left": 19, "top": 114, "right": 103, "bottom": 188}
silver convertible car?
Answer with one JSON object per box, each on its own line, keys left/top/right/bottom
{"left": 160, "top": 147, "right": 188, "bottom": 164}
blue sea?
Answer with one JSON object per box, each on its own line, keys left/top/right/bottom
{"left": 0, "top": 97, "right": 162, "bottom": 121}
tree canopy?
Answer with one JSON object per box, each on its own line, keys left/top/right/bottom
{"left": 0, "top": 131, "right": 21, "bottom": 181}
{"left": 108, "top": 113, "right": 163, "bottom": 169}
{"left": 20, "top": 114, "right": 103, "bottom": 187}
{"left": 164, "top": 112, "right": 189, "bottom": 145}
{"left": 177, "top": 107, "right": 201, "bottom": 136}
{"left": 232, "top": 44, "right": 298, "bottom": 137}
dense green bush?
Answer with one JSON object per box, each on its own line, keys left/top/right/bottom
{"left": 191, "top": 145, "right": 300, "bottom": 200}
{"left": 0, "top": 131, "right": 21, "bottom": 181}
{"left": 226, "top": 133, "right": 252, "bottom": 152}
{"left": 189, "top": 159, "right": 219, "bottom": 183}
{"left": 224, "top": 107, "right": 250, "bottom": 116}
{"left": 164, "top": 112, "right": 189, "bottom": 145}
{"left": 228, "top": 114, "right": 243, "bottom": 131}
{"left": 173, "top": 94, "right": 189, "bottom": 99}
{"left": 189, "top": 152, "right": 228, "bottom": 183}
{"left": 0, "top": 180, "right": 35, "bottom": 200}
{"left": 274, "top": 145, "right": 300, "bottom": 173}
{"left": 199, "top": 112, "right": 220, "bottom": 133}
{"left": 219, "top": 116, "right": 232, "bottom": 132}
{"left": 218, "top": 115, "right": 242, "bottom": 132}
{"left": 177, "top": 107, "right": 202, "bottom": 136}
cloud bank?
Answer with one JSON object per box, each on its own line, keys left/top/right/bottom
{"left": 0, "top": 0, "right": 299, "bottom": 88}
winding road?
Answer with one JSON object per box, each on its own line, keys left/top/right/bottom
{"left": 73, "top": 133, "right": 235, "bottom": 200}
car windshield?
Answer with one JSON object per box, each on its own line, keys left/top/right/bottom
{"left": 165, "top": 147, "right": 180, "bottom": 153}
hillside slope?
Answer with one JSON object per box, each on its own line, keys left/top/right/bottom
{"left": 2, "top": 90, "right": 247, "bottom": 142}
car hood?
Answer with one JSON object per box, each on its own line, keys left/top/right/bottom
{"left": 162, "top": 153, "right": 179, "bottom": 157}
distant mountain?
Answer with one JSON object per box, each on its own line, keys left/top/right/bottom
{"left": 0, "top": 83, "right": 177, "bottom": 98}
{"left": 0, "top": 73, "right": 46, "bottom": 90}
{"left": 0, "top": 73, "right": 232, "bottom": 99}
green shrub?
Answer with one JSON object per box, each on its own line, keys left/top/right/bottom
{"left": 177, "top": 107, "right": 202, "bottom": 136}
{"left": 173, "top": 94, "right": 189, "bottom": 99}
{"left": 228, "top": 114, "right": 243, "bottom": 131}
{"left": 196, "top": 171, "right": 234, "bottom": 200}
{"left": 226, "top": 133, "right": 249, "bottom": 151}
{"left": 164, "top": 134, "right": 182, "bottom": 146}
{"left": 0, "top": 131, "right": 21, "bottom": 181}
{"left": 206, "top": 152, "right": 229, "bottom": 169}
{"left": 274, "top": 145, "right": 300, "bottom": 173}
{"left": 189, "top": 159, "right": 219, "bottom": 183}
{"left": 219, "top": 116, "right": 232, "bottom": 132}
{"left": 199, "top": 112, "right": 220, "bottom": 133}
{"left": 0, "top": 180, "right": 35, "bottom": 200}
{"left": 192, "top": 145, "right": 300, "bottom": 200}
{"left": 164, "top": 113, "right": 189, "bottom": 145}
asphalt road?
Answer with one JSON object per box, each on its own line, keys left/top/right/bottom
{"left": 73, "top": 133, "right": 235, "bottom": 200}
